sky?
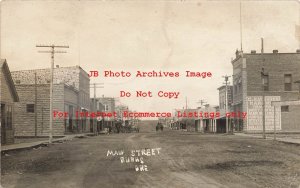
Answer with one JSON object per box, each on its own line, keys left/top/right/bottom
{"left": 1, "top": 0, "right": 299, "bottom": 113}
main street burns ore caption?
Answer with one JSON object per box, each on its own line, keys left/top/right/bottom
{"left": 106, "top": 148, "right": 162, "bottom": 172}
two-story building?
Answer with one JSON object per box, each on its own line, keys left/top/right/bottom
{"left": 91, "top": 96, "right": 116, "bottom": 130}
{"left": 11, "top": 65, "right": 90, "bottom": 136}
{"left": 232, "top": 49, "right": 300, "bottom": 132}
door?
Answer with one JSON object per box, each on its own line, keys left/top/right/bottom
{"left": 1, "top": 104, "right": 6, "bottom": 144}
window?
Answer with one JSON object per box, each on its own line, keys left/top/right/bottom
{"left": 284, "top": 74, "right": 292, "bottom": 91}
{"left": 104, "top": 104, "right": 108, "bottom": 111}
{"left": 281, "top": 105, "right": 289, "bottom": 112}
{"left": 238, "top": 82, "right": 242, "bottom": 93}
{"left": 219, "top": 97, "right": 222, "bottom": 109}
{"left": 262, "top": 74, "right": 269, "bottom": 91}
{"left": 234, "top": 84, "right": 237, "bottom": 95}
{"left": 6, "top": 106, "right": 12, "bottom": 129}
{"left": 219, "top": 96, "right": 224, "bottom": 109}
{"left": 26, "top": 104, "right": 35, "bottom": 113}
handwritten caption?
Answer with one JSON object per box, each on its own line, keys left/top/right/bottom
{"left": 106, "top": 148, "right": 162, "bottom": 172}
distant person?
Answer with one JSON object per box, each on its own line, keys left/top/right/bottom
{"left": 160, "top": 124, "right": 163, "bottom": 131}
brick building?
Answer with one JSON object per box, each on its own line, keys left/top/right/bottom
{"left": 1, "top": 59, "right": 19, "bottom": 144}
{"left": 232, "top": 50, "right": 300, "bottom": 132}
{"left": 11, "top": 66, "right": 90, "bottom": 136}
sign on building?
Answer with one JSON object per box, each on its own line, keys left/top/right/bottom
{"left": 246, "top": 96, "right": 281, "bottom": 131}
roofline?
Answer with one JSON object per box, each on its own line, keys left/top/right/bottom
{"left": 231, "top": 51, "right": 300, "bottom": 64}
{"left": 243, "top": 52, "right": 300, "bottom": 55}
{"left": 95, "top": 97, "right": 115, "bottom": 100}
{"left": 11, "top": 65, "right": 90, "bottom": 79}
{"left": 11, "top": 65, "right": 87, "bottom": 73}
{"left": 217, "top": 85, "right": 233, "bottom": 90}
{"left": 1, "top": 59, "right": 19, "bottom": 102}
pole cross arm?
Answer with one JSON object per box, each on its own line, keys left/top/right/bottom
{"left": 36, "top": 45, "right": 69, "bottom": 48}
{"left": 90, "top": 83, "right": 104, "bottom": 85}
{"left": 38, "top": 50, "right": 67, "bottom": 53}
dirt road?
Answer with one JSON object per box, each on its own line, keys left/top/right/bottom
{"left": 1, "top": 121, "right": 300, "bottom": 188}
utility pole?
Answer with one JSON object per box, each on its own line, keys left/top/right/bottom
{"left": 261, "top": 67, "right": 266, "bottom": 139}
{"left": 90, "top": 83, "right": 104, "bottom": 134}
{"left": 185, "top": 97, "right": 188, "bottom": 109}
{"left": 93, "top": 83, "right": 96, "bottom": 134}
{"left": 261, "top": 38, "right": 264, "bottom": 53}
{"left": 36, "top": 44, "right": 69, "bottom": 143}
{"left": 239, "top": 0, "right": 243, "bottom": 52}
{"left": 35, "top": 72, "right": 37, "bottom": 137}
{"left": 295, "top": 80, "right": 300, "bottom": 100}
{"left": 260, "top": 37, "right": 266, "bottom": 139}
{"left": 41, "top": 107, "right": 44, "bottom": 134}
{"left": 273, "top": 104, "right": 276, "bottom": 141}
{"left": 197, "top": 99, "right": 206, "bottom": 133}
{"left": 223, "top": 75, "right": 231, "bottom": 134}
{"left": 197, "top": 99, "right": 206, "bottom": 107}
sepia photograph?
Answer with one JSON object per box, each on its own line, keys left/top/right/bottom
{"left": 0, "top": 0, "right": 300, "bottom": 187}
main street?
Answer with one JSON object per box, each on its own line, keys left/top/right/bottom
{"left": 1, "top": 121, "right": 300, "bottom": 188}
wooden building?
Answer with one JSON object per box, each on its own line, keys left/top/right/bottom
{"left": 1, "top": 59, "right": 19, "bottom": 144}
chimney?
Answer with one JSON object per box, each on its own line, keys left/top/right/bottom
{"left": 235, "top": 49, "right": 239, "bottom": 58}
{"left": 273, "top": 50, "right": 278, "bottom": 54}
{"left": 251, "top": 50, "right": 256, "bottom": 54}
{"left": 261, "top": 38, "right": 264, "bottom": 53}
